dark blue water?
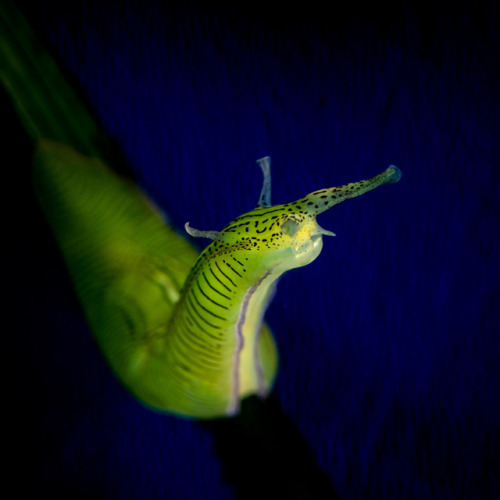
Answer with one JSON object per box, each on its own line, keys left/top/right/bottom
{"left": 7, "top": 1, "right": 499, "bottom": 498}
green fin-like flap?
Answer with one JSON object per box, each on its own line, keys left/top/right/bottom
{"left": 33, "top": 140, "right": 199, "bottom": 377}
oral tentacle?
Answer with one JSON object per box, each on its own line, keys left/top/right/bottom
{"left": 313, "top": 223, "right": 336, "bottom": 238}
{"left": 184, "top": 222, "right": 221, "bottom": 241}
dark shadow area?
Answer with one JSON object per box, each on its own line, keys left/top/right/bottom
{"left": 204, "top": 395, "right": 341, "bottom": 500}
{"left": 1, "top": 0, "right": 135, "bottom": 180}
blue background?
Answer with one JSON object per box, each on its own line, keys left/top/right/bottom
{"left": 6, "top": 0, "right": 499, "bottom": 498}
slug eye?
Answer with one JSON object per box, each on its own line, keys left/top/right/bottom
{"left": 281, "top": 218, "right": 300, "bottom": 237}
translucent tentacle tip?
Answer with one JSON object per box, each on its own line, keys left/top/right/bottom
{"left": 386, "top": 165, "right": 402, "bottom": 183}
{"left": 184, "top": 222, "right": 221, "bottom": 240}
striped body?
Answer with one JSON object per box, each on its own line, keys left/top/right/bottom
{"left": 34, "top": 145, "right": 400, "bottom": 419}
{"left": 164, "top": 244, "right": 280, "bottom": 417}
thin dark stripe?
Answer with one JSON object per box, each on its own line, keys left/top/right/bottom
{"left": 208, "top": 265, "right": 232, "bottom": 292}
{"left": 170, "top": 340, "right": 218, "bottom": 378}
{"left": 167, "top": 341, "right": 193, "bottom": 373}
{"left": 215, "top": 260, "right": 236, "bottom": 287}
{"left": 186, "top": 293, "right": 223, "bottom": 330}
{"left": 183, "top": 312, "right": 216, "bottom": 344}
{"left": 174, "top": 329, "right": 219, "bottom": 369}
{"left": 225, "top": 261, "right": 242, "bottom": 278}
{"left": 116, "top": 304, "right": 137, "bottom": 337}
{"left": 231, "top": 256, "right": 244, "bottom": 267}
{"left": 165, "top": 346, "right": 194, "bottom": 383}
{"left": 196, "top": 279, "right": 229, "bottom": 309}
{"left": 191, "top": 286, "right": 227, "bottom": 320}
{"left": 184, "top": 298, "right": 222, "bottom": 339}
{"left": 177, "top": 314, "right": 216, "bottom": 352}
{"left": 202, "top": 271, "right": 231, "bottom": 299}
{"left": 118, "top": 298, "right": 148, "bottom": 336}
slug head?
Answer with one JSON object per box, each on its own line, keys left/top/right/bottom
{"left": 185, "top": 161, "right": 401, "bottom": 275}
